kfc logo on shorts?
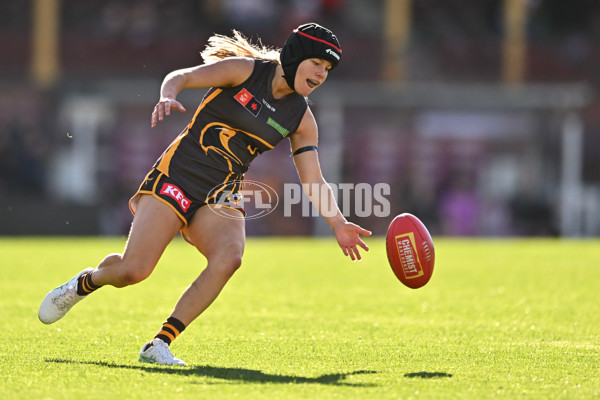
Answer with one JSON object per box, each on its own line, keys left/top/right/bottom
{"left": 160, "top": 183, "right": 191, "bottom": 212}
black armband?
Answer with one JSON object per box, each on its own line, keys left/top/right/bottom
{"left": 292, "top": 145, "right": 318, "bottom": 157}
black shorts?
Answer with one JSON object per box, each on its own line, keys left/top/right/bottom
{"left": 129, "top": 168, "right": 246, "bottom": 226}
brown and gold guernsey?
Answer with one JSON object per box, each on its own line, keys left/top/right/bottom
{"left": 153, "top": 60, "right": 307, "bottom": 203}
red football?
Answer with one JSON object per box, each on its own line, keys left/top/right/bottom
{"left": 386, "top": 213, "right": 435, "bottom": 289}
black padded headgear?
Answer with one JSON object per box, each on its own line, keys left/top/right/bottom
{"left": 280, "top": 23, "right": 342, "bottom": 91}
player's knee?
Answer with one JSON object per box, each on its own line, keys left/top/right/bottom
{"left": 223, "top": 253, "right": 243, "bottom": 276}
{"left": 228, "top": 253, "right": 243, "bottom": 274}
{"left": 211, "top": 252, "right": 243, "bottom": 278}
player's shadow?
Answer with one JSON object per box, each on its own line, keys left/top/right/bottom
{"left": 404, "top": 371, "right": 453, "bottom": 379}
{"left": 46, "top": 358, "right": 377, "bottom": 387}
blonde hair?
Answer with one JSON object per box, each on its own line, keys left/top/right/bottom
{"left": 200, "top": 30, "right": 281, "bottom": 64}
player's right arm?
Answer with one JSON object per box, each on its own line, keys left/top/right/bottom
{"left": 151, "top": 57, "right": 255, "bottom": 127}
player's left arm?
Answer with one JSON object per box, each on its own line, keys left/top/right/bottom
{"left": 290, "top": 108, "right": 371, "bottom": 261}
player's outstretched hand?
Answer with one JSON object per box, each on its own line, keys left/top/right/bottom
{"left": 334, "top": 222, "right": 371, "bottom": 261}
{"left": 151, "top": 97, "right": 186, "bottom": 127}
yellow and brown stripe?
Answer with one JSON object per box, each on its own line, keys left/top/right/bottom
{"left": 157, "top": 89, "right": 223, "bottom": 176}
{"left": 76, "top": 271, "right": 101, "bottom": 296}
{"left": 155, "top": 316, "right": 186, "bottom": 345}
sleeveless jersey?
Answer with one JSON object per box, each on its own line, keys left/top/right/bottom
{"left": 153, "top": 60, "right": 308, "bottom": 202}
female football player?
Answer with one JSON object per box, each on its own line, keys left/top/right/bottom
{"left": 39, "top": 23, "right": 371, "bottom": 366}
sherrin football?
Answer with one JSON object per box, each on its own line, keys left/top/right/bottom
{"left": 386, "top": 213, "right": 435, "bottom": 289}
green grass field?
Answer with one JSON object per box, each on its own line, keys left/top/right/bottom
{"left": 0, "top": 237, "right": 598, "bottom": 399}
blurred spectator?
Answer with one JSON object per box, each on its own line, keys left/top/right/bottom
{"left": 128, "top": 2, "right": 159, "bottom": 48}
{"left": 222, "top": 0, "right": 278, "bottom": 31}
{"left": 438, "top": 171, "right": 480, "bottom": 236}
{"left": 0, "top": 89, "right": 55, "bottom": 197}
{"left": 0, "top": 0, "right": 599, "bottom": 236}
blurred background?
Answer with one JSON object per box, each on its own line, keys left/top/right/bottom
{"left": 1, "top": 0, "right": 599, "bottom": 237}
